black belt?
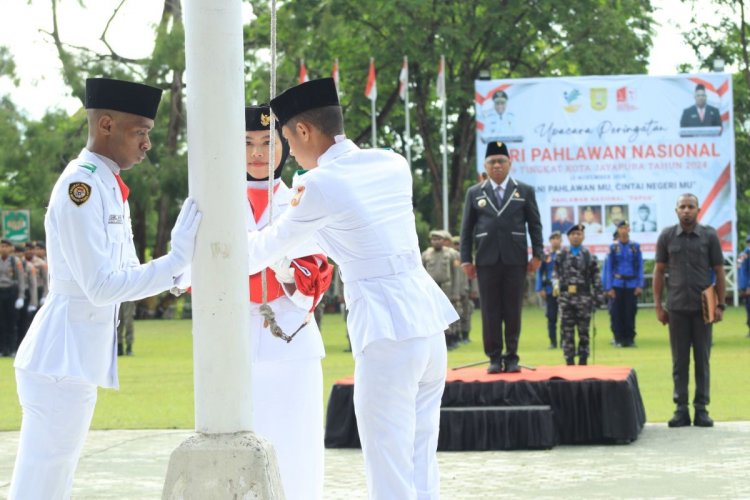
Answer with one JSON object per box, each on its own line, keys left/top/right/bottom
{"left": 614, "top": 274, "right": 636, "bottom": 280}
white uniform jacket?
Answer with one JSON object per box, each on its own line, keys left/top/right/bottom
{"left": 247, "top": 138, "right": 458, "bottom": 354}
{"left": 15, "top": 149, "right": 183, "bottom": 388}
{"left": 246, "top": 179, "right": 325, "bottom": 363}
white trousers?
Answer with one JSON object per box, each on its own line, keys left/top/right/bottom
{"left": 9, "top": 369, "right": 98, "bottom": 500}
{"left": 252, "top": 357, "right": 324, "bottom": 500}
{"left": 353, "top": 333, "right": 447, "bottom": 500}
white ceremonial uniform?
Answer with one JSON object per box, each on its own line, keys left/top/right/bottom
{"left": 247, "top": 137, "right": 458, "bottom": 500}
{"left": 246, "top": 178, "right": 325, "bottom": 500}
{"left": 11, "top": 149, "right": 185, "bottom": 499}
{"left": 480, "top": 109, "right": 516, "bottom": 143}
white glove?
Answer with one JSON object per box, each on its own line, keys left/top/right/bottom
{"left": 169, "top": 198, "right": 202, "bottom": 271}
{"left": 39, "top": 296, "right": 45, "bottom": 306}
{"left": 15, "top": 298, "right": 24, "bottom": 309}
{"left": 269, "top": 258, "right": 295, "bottom": 283}
{"left": 27, "top": 304, "right": 37, "bottom": 313}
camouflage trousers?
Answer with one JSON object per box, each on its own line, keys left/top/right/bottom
{"left": 458, "top": 294, "right": 474, "bottom": 338}
{"left": 559, "top": 294, "right": 593, "bottom": 361}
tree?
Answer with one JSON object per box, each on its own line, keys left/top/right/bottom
{"left": 245, "top": 0, "right": 654, "bottom": 237}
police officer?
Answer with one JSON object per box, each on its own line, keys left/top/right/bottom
{"left": 422, "top": 229, "right": 460, "bottom": 349}
{"left": 605, "top": 220, "right": 644, "bottom": 347}
{"left": 554, "top": 224, "right": 603, "bottom": 365}
{"left": 0, "top": 239, "right": 25, "bottom": 356}
{"left": 10, "top": 77, "right": 201, "bottom": 499}
{"left": 15, "top": 244, "right": 38, "bottom": 348}
{"left": 536, "top": 231, "right": 562, "bottom": 348}
{"left": 452, "top": 235, "right": 476, "bottom": 344}
{"left": 738, "top": 235, "right": 750, "bottom": 337}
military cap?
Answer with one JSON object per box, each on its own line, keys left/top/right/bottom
{"left": 638, "top": 204, "right": 650, "bottom": 212}
{"left": 14, "top": 244, "right": 24, "bottom": 252}
{"left": 85, "top": 78, "right": 163, "bottom": 120}
{"left": 0, "top": 239, "right": 12, "bottom": 245}
{"left": 493, "top": 90, "right": 508, "bottom": 101}
{"left": 617, "top": 220, "right": 629, "bottom": 228}
{"left": 549, "top": 230, "right": 562, "bottom": 240}
{"left": 34, "top": 241, "right": 46, "bottom": 249}
{"left": 567, "top": 224, "right": 584, "bottom": 236}
{"left": 270, "top": 78, "right": 340, "bottom": 127}
{"left": 485, "top": 141, "right": 509, "bottom": 158}
{"left": 440, "top": 230, "right": 453, "bottom": 240}
{"left": 429, "top": 229, "right": 443, "bottom": 238}
{"left": 24, "top": 242, "right": 34, "bottom": 249}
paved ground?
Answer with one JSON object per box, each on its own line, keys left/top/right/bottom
{"left": 0, "top": 422, "right": 748, "bottom": 499}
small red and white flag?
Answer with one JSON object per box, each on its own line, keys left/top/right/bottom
{"left": 436, "top": 55, "right": 446, "bottom": 101}
{"left": 299, "top": 60, "right": 310, "bottom": 84}
{"left": 365, "top": 58, "right": 377, "bottom": 101}
{"left": 332, "top": 59, "right": 340, "bottom": 93}
{"left": 398, "top": 56, "right": 408, "bottom": 101}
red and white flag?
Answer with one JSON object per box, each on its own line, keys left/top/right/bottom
{"left": 332, "top": 59, "right": 340, "bottom": 93}
{"left": 299, "top": 60, "right": 309, "bottom": 84}
{"left": 436, "top": 55, "right": 446, "bottom": 101}
{"left": 398, "top": 56, "right": 408, "bottom": 101}
{"left": 365, "top": 58, "right": 377, "bottom": 101}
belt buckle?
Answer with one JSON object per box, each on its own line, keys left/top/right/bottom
{"left": 568, "top": 284, "right": 577, "bottom": 294}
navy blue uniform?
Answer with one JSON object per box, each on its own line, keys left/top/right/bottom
{"left": 535, "top": 251, "right": 558, "bottom": 347}
{"left": 604, "top": 240, "right": 644, "bottom": 346}
{"left": 739, "top": 246, "right": 750, "bottom": 332}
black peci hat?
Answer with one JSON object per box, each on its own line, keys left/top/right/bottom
{"left": 485, "top": 141, "right": 509, "bottom": 158}
{"left": 85, "top": 78, "right": 163, "bottom": 120}
{"left": 567, "top": 224, "right": 585, "bottom": 236}
{"left": 270, "top": 78, "right": 340, "bottom": 127}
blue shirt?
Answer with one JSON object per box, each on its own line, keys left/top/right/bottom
{"left": 739, "top": 247, "right": 750, "bottom": 290}
{"left": 606, "top": 240, "right": 644, "bottom": 289}
{"left": 535, "top": 250, "right": 558, "bottom": 293}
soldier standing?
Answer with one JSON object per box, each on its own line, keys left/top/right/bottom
{"left": 0, "top": 239, "right": 26, "bottom": 356}
{"left": 422, "top": 230, "right": 460, "bottom": 349}
{"left": 536, "top": 231, "right": 562, "bottom": 348}
{"left": 554, "top": 225, "right": 602, "bottom": 365}
{"left": 452, "top": 235, "right": 476, "bottom": 344}
{"left": 604, "top": 221, "right": 644, "bottom": 347}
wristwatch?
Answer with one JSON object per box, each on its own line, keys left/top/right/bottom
{"left": 717, "top": 303, "right": 726, "bottom": 310}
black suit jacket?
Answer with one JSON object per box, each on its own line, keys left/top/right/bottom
{"left": 460, "top": 177, "right": 543, "bottom": 267}
{"left": 680, "top": 104, "right": 722, "bottom": 127}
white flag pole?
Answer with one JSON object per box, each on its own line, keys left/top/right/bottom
{"left": 440, "top": 54, "right": 448, "bottom": 230}
{"left": 404, "top": 56, "right": 412, "bottom": 169}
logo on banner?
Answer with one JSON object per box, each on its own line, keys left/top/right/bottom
{"left": 590, "top": 88, "right": 608, "bottom": 111}
{"left": 562, "top": 89, "right": 582, "bottom": 113}
{"left": 616, "top": 86, "right": 637, "bottom": 111}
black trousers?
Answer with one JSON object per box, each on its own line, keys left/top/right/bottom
{"left": 612, "top": 287, "right": 638, "bottom": 345}
{"left": 668, "top": 309, "right": 711, "bottom": 409}
{"left": 477, "top": 262, "right": 526, "bottom": 364}
{"left": 545, "top": 294, "right": 558, "bottom": 345}
{"left": 0, "top": 287, "right": 18, "bottom": 355}
{"left": 745, "top": 296, "right": 750, "bottom": 329}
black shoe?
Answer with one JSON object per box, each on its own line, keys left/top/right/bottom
{"left": 117, "top": 343, "right": 124, "bottom": 356}
{"left": 693, "top": 410, "right": 714, "bottom": 427}
{"left": 548, "top": 343, "right": 557, "bottom": 349}
{"left": 504, "top": 361, "right": 521, "bottom": 373}
{"left": 578, "top": 357, "right": 588, "bottom": 366}
{"left": 565, "top": 358, "right": 575, "bottom": 366}
{"left": 487, "top": 359, "right": 502, "bottom": 374}
{"left": 668, "top": 408, "right": 691, "bottom": 428}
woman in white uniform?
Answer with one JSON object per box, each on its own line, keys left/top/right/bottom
{"left": 244, "top": 105, "right": 330, "bottom": 500}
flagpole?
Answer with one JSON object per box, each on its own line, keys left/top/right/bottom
{"left": 370, "top": 57, "right": 377, "bottom": 146}
{"left": 403, "top": 56, "right": 412, "bottom": 169}
{"left": 440, "top": 54, "right": 448, "bottom": 230}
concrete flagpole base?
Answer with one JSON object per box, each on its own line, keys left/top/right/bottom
{"left": 162, "top": 432, "right": 284, "bottom": 499}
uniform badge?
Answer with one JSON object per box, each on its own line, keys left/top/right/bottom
{"left": 514, "top": 191, "right": 520, "bottom": 198}
{"left": 260, "top": 113, "right": 271, "bottom": 127}
{"left": 496, "top": 141, "right": 503, "bottom": 148}
{"left": 290, "top": 186, "right": 305, "bottom": 207}
{"left": 478, "top": 199, "right": 487, "bottom": 208}
{"left": 69, "top": 182, "right": 92, "bottom": 206}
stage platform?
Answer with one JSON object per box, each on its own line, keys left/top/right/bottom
{"left": 324, "top": 365, "right": 646, "bottom": 451}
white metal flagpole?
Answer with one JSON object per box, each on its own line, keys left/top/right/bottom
{"left": 439, "top": 54, "right": 448, "bottom": 230}
{"left": 163, "top": 0, "right": 282, "bottom": 496}
{"left": 403, "top": 56, "right": 412, "bottom": 169}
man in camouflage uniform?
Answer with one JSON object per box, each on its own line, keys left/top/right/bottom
{"left": 554, "top": 225, "right": 603, "bottom": 365}
{"left": 117, "top": 301, "right": 136, "bottom": 356}
{"left": 422, "top": 230, "right": 460, "bottom": 349}
{"left": 451, "top": 235, "right": 476, "bottom": 344}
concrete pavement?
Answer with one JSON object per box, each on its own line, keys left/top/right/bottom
{"left": 0, "top": 422, "right": 749, "bottom": 499}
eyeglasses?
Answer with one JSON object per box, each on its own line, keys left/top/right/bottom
{"left": 486, "top": 158, "right": 510, "bottom": 165}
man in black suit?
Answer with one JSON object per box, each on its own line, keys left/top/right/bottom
{"left": 460, "top": 141, "right": 543, "bottom": 373}
{"left": 680, "top": 84, "right": 722, "bottom": 128}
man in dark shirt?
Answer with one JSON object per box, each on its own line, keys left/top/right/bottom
{"left": 653, "top": 193, "right": 725, "bottom": 428}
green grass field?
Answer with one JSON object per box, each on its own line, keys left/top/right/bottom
{"left": 1, "top": 306, "right": 748, "bottom": 430}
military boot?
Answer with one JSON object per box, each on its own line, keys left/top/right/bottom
{"left": 668, "top": 406, "right": 691, "bottom": 428}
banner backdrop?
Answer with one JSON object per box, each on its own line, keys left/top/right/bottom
{"left": 475, "top": 73, "right": 735, "bottom": 258}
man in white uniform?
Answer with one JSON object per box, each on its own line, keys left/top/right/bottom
{"left": 247, "top": 78, "right": 458, "bottom": 500}
{"left": 10, "top": 77, "right": 201, "bottom": 499}
{"left": 243, "top": 105, "right": 331, "bottom": 500}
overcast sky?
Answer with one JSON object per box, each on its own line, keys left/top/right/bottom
{"left": 0, "top": 0, "right": 706, "bottom": 120}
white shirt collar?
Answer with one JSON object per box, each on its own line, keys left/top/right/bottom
{"left": 317, "top": 136, "right": 358, "bottom": 166}
{"left": 489, "top": 176, "right": 510, "bottom": 191}
{"left": 88, "top": 150, "right": 121, "bottom": 176}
